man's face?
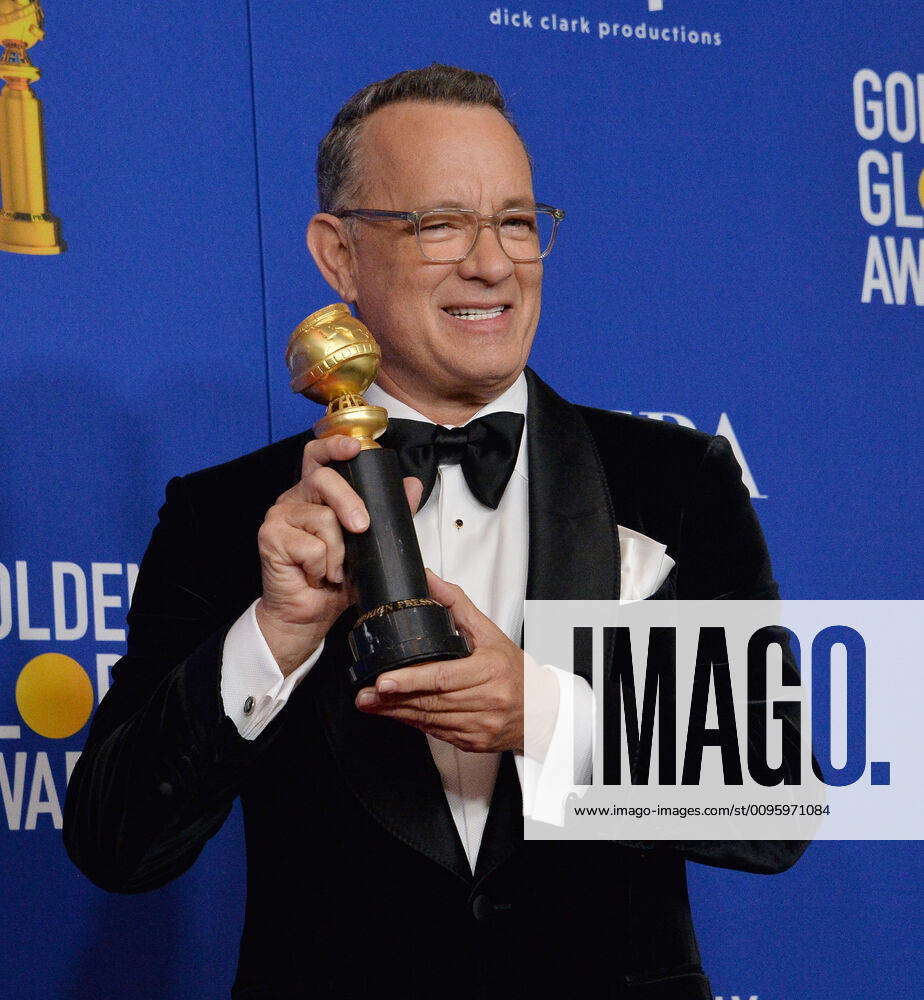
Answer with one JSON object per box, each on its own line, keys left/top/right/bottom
{"left": 337, "top": 101, "right": 542, "bottom": 407}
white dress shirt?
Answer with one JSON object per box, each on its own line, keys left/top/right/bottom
{"left": 220, "top": 373, "right": 631, "bottom": 866}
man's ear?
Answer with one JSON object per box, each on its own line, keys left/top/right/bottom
{"left": 307, "top": 213, "right": 358, "bottom": 302}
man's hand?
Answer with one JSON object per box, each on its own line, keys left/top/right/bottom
{"left": 256, "top": 434, "right": 422, "bottom": 676}
{"left": 355, "top": 570, "right": 524, "bottom": 753}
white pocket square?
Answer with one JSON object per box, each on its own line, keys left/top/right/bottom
{"left": 617, "top": 525, "right": 675, "bottom": 603}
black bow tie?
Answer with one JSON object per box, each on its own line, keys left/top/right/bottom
{"left": 380, "top": 411, "right": 525, "bottom": 510}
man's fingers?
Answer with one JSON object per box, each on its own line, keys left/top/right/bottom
{"left": 372, "top": 652, "right": 493, "bottom": 697}
{"left": 300, "top": 434, "right": 362, "bottom": 480}
{"left": 373, "top": 658, "right": 459, "bottom": 696}
{"left": 403, "top": 476, "right": 424, "bottom": 515}
{"left": 277, "top": 503, "right": 346, "bottom": 584}
{"left": 264, "top": 501, "right": 347, "bottom": 584}
{"left": 267, "top": 523, "right": 329, "bottom": 586}
{"left": 298, "top": 437, "right": 369, "bottom": 531}
{"left": 309, "top": 466, "right": 369, "bottom": 533}
{"left": 356, "top": 684, "right": 476, "bottom": 712}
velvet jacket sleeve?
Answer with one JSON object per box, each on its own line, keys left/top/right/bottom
{"left": 578, "top": 408, "right": 811, "bottom": 875}
{"left": 667, "top": 434, "right": 809, "bottom": 874}
{"left": 63, "top": 473, "right": 280, "bottom": 893}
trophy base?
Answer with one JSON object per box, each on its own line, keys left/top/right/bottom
{"left": 0, "top": 211, "right": 65, "bottom": 254}
{"left": 348, "top": 602, "right": 470, "bottom": 687}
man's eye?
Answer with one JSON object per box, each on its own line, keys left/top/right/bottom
{"left": 419, "top": 216, "right": 469, "bottom": 242}
{"left": 501, "top": 215, "right": 537, "bottom": 235}
{"left": 421, "top": 216, "right": 464, "bottom": 231}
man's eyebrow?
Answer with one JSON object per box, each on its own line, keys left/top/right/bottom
{"left": 418, "top": 197, "right": 538, "bottom": 210}
{"left": 498, "top": 197, "right": 538, "bottom": 210}
{"left": 419, "top": 200, "right": 468, "bottom": 210}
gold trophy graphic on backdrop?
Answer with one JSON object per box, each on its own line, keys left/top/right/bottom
{"left": 0, "top": 0, "right": 64, "bottom": 254}
{"left": 286, "top": 303, "right": 469, "bottom": 686}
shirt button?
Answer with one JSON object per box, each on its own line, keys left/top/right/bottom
{"left": 454, "top": 518, "right": 464, "bottom": 529}
{"left": 243, "top": 696, "right": 255, "bottom": 715}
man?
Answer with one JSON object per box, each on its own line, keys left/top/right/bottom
{"left": 64, "top": 65, "right": 805, "bottom": 998}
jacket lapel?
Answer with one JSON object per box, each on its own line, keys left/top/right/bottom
{"left": 524, "top": 367, "right": 621, "bottom": 606}
{"left": 472, "top": 368, "right": 621, "bottom": 889}
{"left": 314, "top": 617, "right": 473, "bottom": 885}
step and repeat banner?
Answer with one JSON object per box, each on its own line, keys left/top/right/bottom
{"left": 1, "top": 2, "right": 920, "bottom": 997}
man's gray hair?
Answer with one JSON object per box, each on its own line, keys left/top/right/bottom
{"left": 316, "top": 63, "right": 528, "bottom": 214}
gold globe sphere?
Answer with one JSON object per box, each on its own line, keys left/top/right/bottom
{"left": 0, "top": 1, "right": 46, "bottom": 50}
{"left": 286, "top": 303, "right": 381, "bottom": 403}
{"left": 286, "top": 303, "right": 388, "bottom": 445}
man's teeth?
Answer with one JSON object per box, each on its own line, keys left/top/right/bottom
{"left": 444, "top": 306, "right": 506, "bottom": 320}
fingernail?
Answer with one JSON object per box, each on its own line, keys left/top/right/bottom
{"left": 377, "top": 679, "right": 397, "bottom": 693}
{"left": 331, "top": 566, "right": 344, "bottom": 584}
{"left": 357, "top": 691, "right": 376, "bottom": 707}
{"left": 351, "top": 510, "right": 369, "bottom": 531}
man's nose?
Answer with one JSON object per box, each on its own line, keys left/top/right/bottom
{"left": 456, "top": 222, "right": 516, "bottom": 283}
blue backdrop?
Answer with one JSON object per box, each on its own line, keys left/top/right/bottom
{"left": 2, "top": 1, "right": 921, "bottom": 997}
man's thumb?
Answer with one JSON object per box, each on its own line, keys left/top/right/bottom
{"left": 424, "top": 568, "right": 496, "bottom": 645}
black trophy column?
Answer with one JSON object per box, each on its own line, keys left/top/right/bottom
{"left": 333, "top": 448, "right": 469, "bottom": 685}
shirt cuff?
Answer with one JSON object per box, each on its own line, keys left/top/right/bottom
{"left": 515, "top": 660, "right": 595, "bottom": 826}
{"left": 220, "top": 600, "right": 325, "bottom": 740}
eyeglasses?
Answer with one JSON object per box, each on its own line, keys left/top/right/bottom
{"left": 334, "top": 204, "right": 565, "bottom": 263}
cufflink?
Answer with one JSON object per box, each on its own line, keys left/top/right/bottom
{"left": 243, "top": 695, "right": 255, "bottom": 715}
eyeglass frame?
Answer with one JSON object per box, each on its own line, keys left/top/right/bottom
{"left": 333, "top": 203, "right": 566, "bottom": 263}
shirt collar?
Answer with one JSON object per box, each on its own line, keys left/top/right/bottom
{"left": 364, "top": 371, "right": 528, "bottom": 427}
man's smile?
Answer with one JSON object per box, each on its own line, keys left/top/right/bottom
{"left": 442, "top": 305, "right": 509, "bottom": 320}
{"left": 439, "top": 304, "right": 514, "bottom": 334}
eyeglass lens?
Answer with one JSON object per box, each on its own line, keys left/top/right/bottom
{"left": 417, "top": 209, "right": 556, "bottom": 262}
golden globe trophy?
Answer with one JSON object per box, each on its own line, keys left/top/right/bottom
{"left": 286, "top": 303, "right": 469, "bottom": 686}
{"left": 0, "top": 0, "right": 65, "bottom": 254}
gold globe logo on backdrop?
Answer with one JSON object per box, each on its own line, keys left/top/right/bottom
{"left": 0, "top": 650, "right": 95, "bottom": 833}
{"left": 0, "top": 650, "right": 92, "bottom": 831}
{"left": 0, "top": 0, "right": 65, "bottom": 254}
{"left": 854, "top": 68, "right": 924, "bottom": 307}
{"left": 15, "top": 652, "right": 93, "bottom": 738}
{"left": 0, "top": 558, "right": 137, "bottom": 831}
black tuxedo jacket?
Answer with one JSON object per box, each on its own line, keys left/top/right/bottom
{"left": 64, "top": 369, "right": 806, "bottom": 999}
